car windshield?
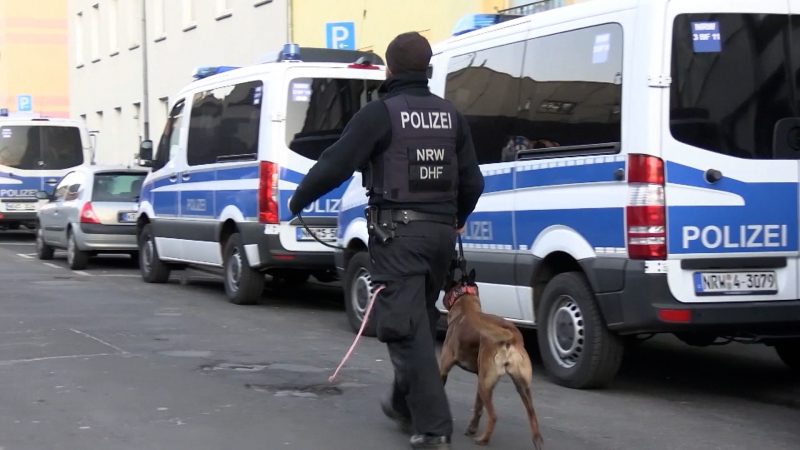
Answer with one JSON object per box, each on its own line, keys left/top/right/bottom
{"left": 92, "top": 172, "right": 146, "bottom": 202}
{"left": 285, "top": 77, "right": 382, "bottom": 161}
{"left": 670, "top": 13, "right": 800, "bottom": 159}
{"left": 0, "top": 125, "right": 84, "bottom": 170}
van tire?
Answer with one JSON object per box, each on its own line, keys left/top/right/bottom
{"left": 537, "top": 271, "right": 624, "bottom": 389}
{"left": 36, "top": 228, "right": 54, "bottom": 260}
{"left": 67, "top": 230, "right": 89, "bottom": 270}
{"left": 344, "top": 252, "right": 377, "bottom": 337}
{"left": 775, "top": 340, "right": 800, "bottom": 371}
{"left": 223, "top": 233, "right": 264, "bottom": 305}
{"left": 139, "top": 224, "right": 171, "bottom": 283}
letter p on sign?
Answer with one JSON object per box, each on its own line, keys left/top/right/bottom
{"left": 326, "top": 22, "right": 355, "bottom": 50}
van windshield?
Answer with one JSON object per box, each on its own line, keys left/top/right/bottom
{"left": 285, "top": 77, "right": 382, "bottom": 161}
{"left": 670, "top": 13, "right": 800, "bottom": 159}
{"left": 0, "top": 125, "right": 84, "bottom": 170}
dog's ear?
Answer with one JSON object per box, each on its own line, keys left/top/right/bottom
{"left": 468, "top": 269, "right": 476, "bottom": 284}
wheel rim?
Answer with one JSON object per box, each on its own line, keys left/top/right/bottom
{"left": 143, "top": 234, "right": 154, "bottom": 274}
{"left": 36, "top": 230, "right": 44, "bottom": 253}
{"left": 67, "top": 234, "right": 75, "bottom": 264}
{"left": 547, "top": 295, "right": 585, "bottom": 369}
{"left": 227, "top": 248, "right": 242, "bottom": 294}
{"left": 350, "top": 267, "right": 373, "bottom": 322}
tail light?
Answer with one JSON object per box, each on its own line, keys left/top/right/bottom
{"left": 258, "top": 161, "right": 279, "bottom": 224}
{"left": 80, "top": 202, "right": 101, "bottom": 224}
{"left": 626, "top": 154, "right": 666, "bottom": 260}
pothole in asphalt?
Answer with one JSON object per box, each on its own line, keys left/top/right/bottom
{"left": 245, "top": 383, "right": 343, "bottom": 398}
{"left": 201, "top": 362, "right": 268, "bottom": 372}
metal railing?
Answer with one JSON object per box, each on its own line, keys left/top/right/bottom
{"left": 498, "top": 0, "right": 565, "bottom": 16}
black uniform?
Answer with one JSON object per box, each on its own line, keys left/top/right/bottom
{"left": 289, "top": 72, "right": 484, "bottom": 438}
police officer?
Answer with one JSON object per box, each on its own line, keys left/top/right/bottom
{"left": 289, "top": 32, "right": 484, "bottom": 449}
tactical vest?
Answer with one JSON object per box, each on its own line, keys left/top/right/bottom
{"left": 367, "top": 94, "right": 459, "bottom": 204}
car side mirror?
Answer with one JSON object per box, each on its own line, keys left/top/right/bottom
{"left": 35, "top": 191, "right": 52, "bottom": 201}
{"left": 138, "top": 140, "right": 154, "bottom": 167}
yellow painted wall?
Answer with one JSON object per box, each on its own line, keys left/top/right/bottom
{"left": 0, "top": 0, "right": 69, "bottom": 118}
{"left": 291, "top": 0, "right": 508, "bottom": 61}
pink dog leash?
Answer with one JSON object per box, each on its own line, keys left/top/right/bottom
{"left": 328, "top": 284, "right": 385, "bottom": 383}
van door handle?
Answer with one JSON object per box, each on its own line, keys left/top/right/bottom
{"left": 46, "top": 178, "right": 58, "bottom": 185}
{"left": 169, "top": 175, "right": 178, "bottom": 183}
{"left": 181, "top": 174, "right": 191, "bottom": 181}
{"left": 705, "top": 169, "right": 723, "bottom": 184}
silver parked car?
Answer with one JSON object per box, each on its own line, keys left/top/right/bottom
{"left": 36, "top": 166, "right": 147, "bottom": 269}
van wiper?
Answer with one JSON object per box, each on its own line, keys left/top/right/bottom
{"left": 216, "top": 153, "right": 257, "bottom": 163}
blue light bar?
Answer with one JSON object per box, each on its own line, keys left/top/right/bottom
{"left": 193, "top": 66, "right": 240, "bottom": 80}
{"left": 452, "top": 13, "right": 521, "bottom": 36}
{"left": 280, "top": 43, "right": 302, "bottom": 62}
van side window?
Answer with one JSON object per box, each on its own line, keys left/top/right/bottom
{"left": 154, "top": 99, "right": 185, "bottom": 171}
{"left": 187, "top": 80, "right": 263, "bottom": 166}
{"left": 445, "top": 42, "right": 525, "bottom": 164}
{"left": 518, "top": 23, "right": 623, "bottom": 154}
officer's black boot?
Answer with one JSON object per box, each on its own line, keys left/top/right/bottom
{"left": 409, "top": 433, "right": 451, "bottom": 449}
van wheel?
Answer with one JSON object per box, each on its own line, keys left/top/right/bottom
{"left": 775, "top": 340, "right": 800, "bottom": 371}
{"left": 36, "top": 228, "right": 54, "bottom": 260}
{"left": 537, "top": 271, "right": 623, "bottom": 389}
{"left": 223, "top": 233, "right": 264, "bottom": 305}
{"left": 67, "top": 230, "right": 89, "bottom": 270}
{"left": 139, "top": 224, "right": 170, "bottom": 283}
{"left": 344, "top": 252, "right": 377, "bottom": 337}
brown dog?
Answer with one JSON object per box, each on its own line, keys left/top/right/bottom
{"left": 439, "top": 270, "right": 544, "bottom": 449}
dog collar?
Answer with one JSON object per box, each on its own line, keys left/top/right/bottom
{"left": 443, "top": 284, "right": 479, "bottom": 310}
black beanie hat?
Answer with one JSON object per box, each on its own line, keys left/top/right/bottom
{"left": 386, "top": 32, "right": 432, "bottom": 75}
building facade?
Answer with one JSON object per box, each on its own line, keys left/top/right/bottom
{"left": 0, "top": 0, "right": 69, "bottom": 118}
{"left": 68, "top": 0, "right": 288, "bottom": 165}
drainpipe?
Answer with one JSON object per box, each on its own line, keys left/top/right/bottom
{"left": 141, "top": 0, "right": 151, "bottom": 140}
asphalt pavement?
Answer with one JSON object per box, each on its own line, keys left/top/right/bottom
{"left": 0, "top": 230, "right": 798, "bottom": 450}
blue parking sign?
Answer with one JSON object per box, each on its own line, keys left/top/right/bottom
{"left": 326, "top": 22, "right": 355, "bottom": 50}
{"left": 17, "top": 94, "right": 32, "bottom": 112}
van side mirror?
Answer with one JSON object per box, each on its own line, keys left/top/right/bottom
{"left": 138, "top": 140, "right": 154, "bottom": 167}
{"left": 35, "top": 191, "right": 52, "bottom": 201}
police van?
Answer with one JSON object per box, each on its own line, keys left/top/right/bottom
{"left": 136, "top": 46, "right": 384, "bottom": 305}
{"left": 336, "top": 0, "right": 800, "bottom": 388}
{"left": 0, "top": 117, "right": 92, "bottom": 230}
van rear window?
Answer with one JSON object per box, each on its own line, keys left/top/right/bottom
{"left": 285, "top": 78, "right": 382, "bottom": 161}
{"left": 671, "top": 13, "right": 800, "bottom": 159}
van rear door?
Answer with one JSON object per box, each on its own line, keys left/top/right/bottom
{"left": 279, "top": 67, "right": 384, "bottom": 253}
{"left": 662, "top": 0, "right": 800, "bottom": 303}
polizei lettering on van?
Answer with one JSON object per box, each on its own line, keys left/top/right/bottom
{"left": 0, "top": 189, "right": 38, "bottom": 198}
{"left": 682, "top": 225, "right": 789, "bottom": 249}
{"left": 400, "top": 111, "right": 453, "bottom": 129}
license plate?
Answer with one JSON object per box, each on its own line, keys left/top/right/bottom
{"left": 118, "top": 211, "right": 137, "bottom": 223}
{"left": 6, "top": 202, "right": 35, "bottom": 211}
{"left": 296, "top": 227, "right": 337, "bottom": 242}
{"left": 694, "top": 271, "right": 777, "bottom": 295}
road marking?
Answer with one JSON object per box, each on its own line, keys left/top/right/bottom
{"left": 0, "top": 353, "right": 117, "bottom": 366}
{"left": 73, "top": 270, "right": 92, "bottom": 277}
{"left": 16, "top": 253, "right": 33, "bottom": 259}
{"left": 96, "top": 274, "right": 140, "bottom": 278}
{"left": 2, "top": 242, "right": 36, "bottom": 246}
{"left": 70, "top": 328, "right": 128, "bottom": 354}
{"left": 43, "top": 262, "right": 62, "bottom": 269}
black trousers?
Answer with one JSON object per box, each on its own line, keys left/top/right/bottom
{"left": 369, "top": 220, "right": 456, "bottom": 437}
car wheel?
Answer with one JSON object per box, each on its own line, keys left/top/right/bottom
{"left": 537, "top": 271, "right": 624, "bottom": 389}
{"left": 223, "top": 233, "right": 264, "bottom": 305}
{"left": 775, "top": 340, "right": 800, "bottom": 371}
{"left": 66, "top": 230, "right": 89, "bottom": 270}
{"left": 344, "top": 251, "right": 377, "bottom": 337}
{"left": 35, "top": 228, "right": 54, "bottom": 260}
{"left": 139, "top": 224, "right": 170, "bottom": 283}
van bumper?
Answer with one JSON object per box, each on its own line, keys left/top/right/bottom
{"left": 0, "top": 211, "right": 38, "bottom": 227}
{"left": 240, "top": 223, "right": 335, "bottom": 272}
{"left": 593, "top": 260, "right": 800, "bottom": 337}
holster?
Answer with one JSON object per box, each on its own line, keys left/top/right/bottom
{"left": 365, "top": 206, "right": 395, "bottom": 244}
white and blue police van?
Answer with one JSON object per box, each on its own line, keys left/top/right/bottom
{"left": 136, "top": 45, "right": 385, "bottom": 305}
{"left": 0, "top": 117, "right": 92, "bottom": 230}
{"left": 336, "top": 0, "right": 800, "bottom": 388}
